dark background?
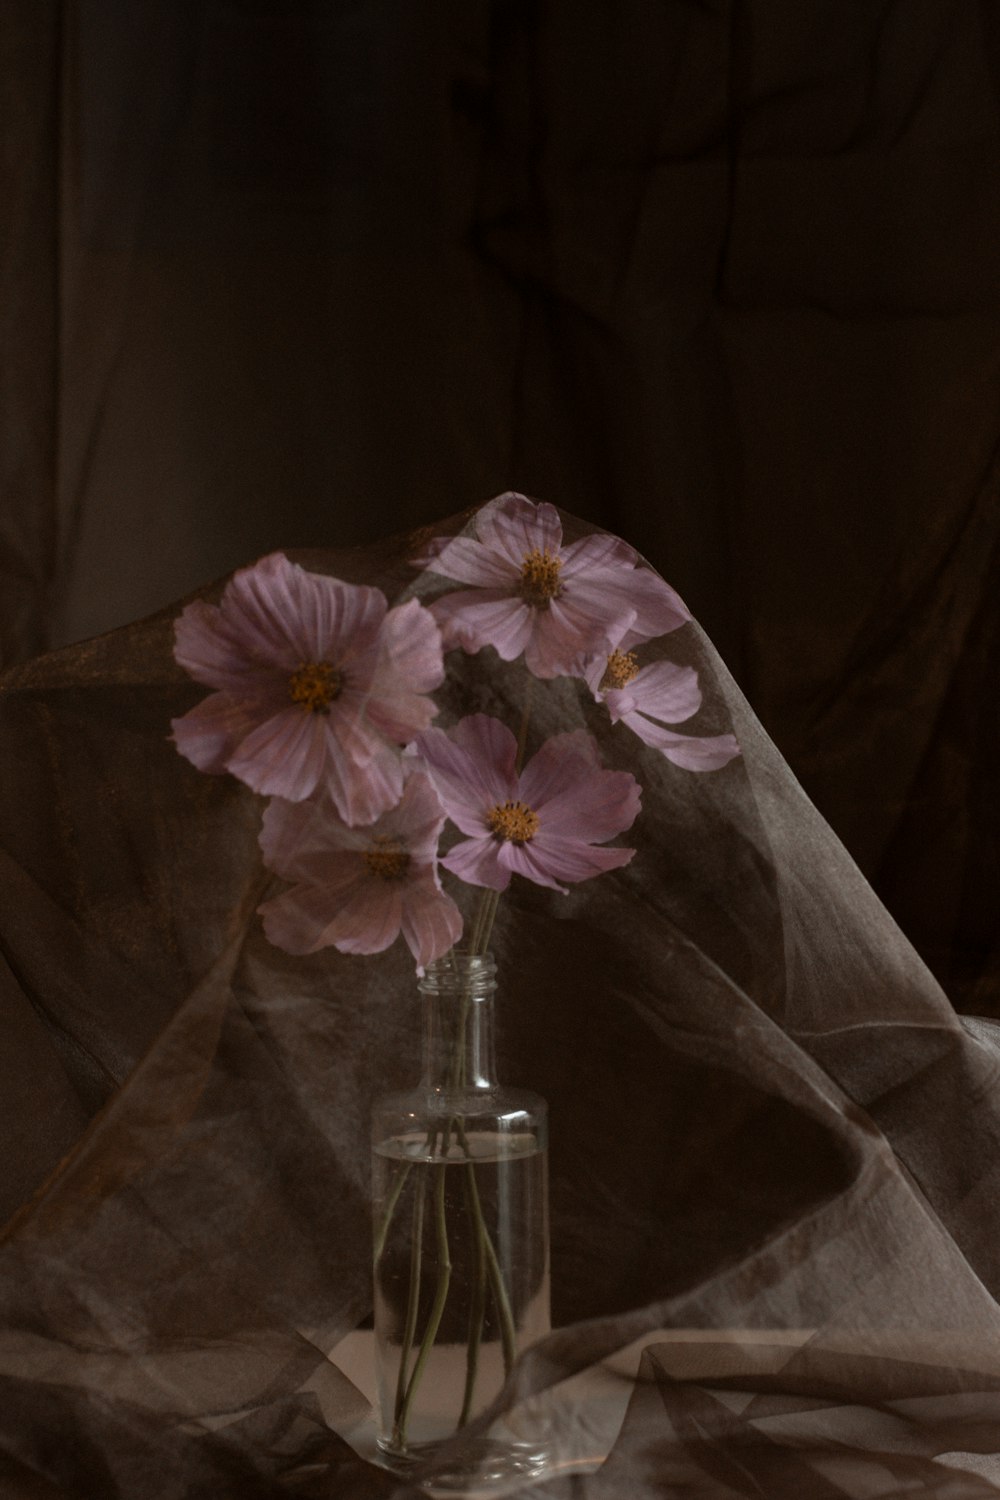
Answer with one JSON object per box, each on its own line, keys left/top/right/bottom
{"left": 3, "top": 0, "right": 999, "bottom": 1012}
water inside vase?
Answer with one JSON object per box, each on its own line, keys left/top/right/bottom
{"left": 373, "top": 1129, "right": 550, "bottom": 1454}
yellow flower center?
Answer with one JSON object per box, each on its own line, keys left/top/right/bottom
{"left": 519, "top": 548, "right": 564, "bottom": 607}
{"left": 486, "top": 800, "right": 540, "bottom": 844}
{"left": 289, "top": 661, "right": 341, "bottom": 714}
{"left": 599, "top": 649, "right": 640, "bottom": 692}
{"left": 363, "top": 836, "right": 410, "bottom": 881}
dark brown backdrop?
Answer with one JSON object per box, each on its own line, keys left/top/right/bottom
{"left": 3, "top": 0, "right": 999, "bottom": 1011}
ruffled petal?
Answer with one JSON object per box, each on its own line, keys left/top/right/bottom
{"left": 496, "top": 839, "right": 568, "bottom": 895}
{"left": 449, "top": 715, "right": 520, "bottom": 786}
{"left": 322, "top": 738, "right": 403, "bottom": 826}
{"left": 517, "top": 730, "right": 603, "bottom": 808}
{"left": 259, "top": 797, "right": 367, "bottom": 874}
{"left": 442, "top": 835, "right": 511, "bottom": 891}
{"left": 421, "top": 536, "right": 519, "bottom": 588}
{"left": 430, "top": 591, "right": 534, "bottom": 660}
{"left": 257, "top": 870, "right": 369, "bottom": 954}
{"left": 363, "top": 599, "right": 445, "bottom": 741}
{"left": 622, "top": 713, "right": 741, "bottom": 770}
{"left": 476, "top": 493, "right": 563, "bottom": 567}
{"left": 224, "top": 554, "right": 387, "bottom": 667}
{"left": 558, "top": 531, "right": 639, "bottom": 579}
{"left": 627, "top": 661, "right": 702, "bottom": 725}
{"left": 173, "top": 600, "right": 289, "bottom": 695}
{"left": 322, "top": 691, "right": 384, "bottom": 767}
{"left": 321, "top": 880, "right": 405, "bottom": 955}
{"left": 225, "top": 708, "right": 329, "bottom": 800}
{"left": 561, "top": 570, "right": 646, "bottom": 634}
{"left": 171, "top": 691, "right": 273, "bottom": 774}
{"left": 535, "top": 768, "right": 642, "bottom": 842}
{"left": 526, "top": 833, "right": 636, "bottom": 884}
{"left": 559, "top": 536, "right": 690, "bottom": 643}
{"left": 620, "top": 567, "right": 690, "bottom": 641}
{"left": 524, "top": 596, "right": 623, "bottom": 679}
{"left": 377, "top": 770, "right": 447, "bottom": 859}
{"left": 412, "top": 717, "right": 518, "bottom": 836}
{"left": 399, "top": 872, "right": 464, "bottom": 972}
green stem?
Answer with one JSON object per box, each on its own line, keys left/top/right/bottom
{"left": 392, "top": 1166, "right": 427, "bottom": 1431}
{"left": 467, "top": 887, "right": 494, "bottom": 957}
{"left": 397, "top": 1140, "right": 452, "bottom": 1440}
{"left": 456, "top": 1120, "right": 517, "bottom": 1375}
{"left": 373, "top": 1159, "right": 412, "bottom": 1266}
{"left": 476, "top": 889, "right": 502, "bottom": 958}
{"left": 458, "top": 1161, "right": 487, "bottom": 1426}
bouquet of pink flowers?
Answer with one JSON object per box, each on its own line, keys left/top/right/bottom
{"left": 170, "top": 492, "right": 740, "bottom": 1470}
{"left": 171, "top": 493, "right": 740, "bottom": 972}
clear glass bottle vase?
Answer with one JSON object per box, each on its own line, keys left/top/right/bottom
{"left": 371, "top": 951, "right": 550, "bottom": 1485}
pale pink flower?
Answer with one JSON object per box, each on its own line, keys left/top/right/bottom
{"left": 412, "top": 715, "right": 640, "bottom": 894}
{"left": 257, "top": 771, "right": 462, "bottom": 972}
{"left": 171, "top": 552, "right": 444, "bottom": 825}
{"left": 582, "top": 641, "right": 741, "bottom": 771}
{"left": 417, "top": 492, "right": 689, "bottom": 679}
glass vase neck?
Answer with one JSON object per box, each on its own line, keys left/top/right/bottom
{"left": 418, "top": 951, "right": 497, "bottom": 1093}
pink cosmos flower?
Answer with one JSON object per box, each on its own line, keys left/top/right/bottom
{"left": 581, "top": 641, "right": 741, "bottom": 771}
{"left": 171, "top": 552, "right": 444, "bottom": 825}
{"left": 412, "top": 714, "right": 640, "bottom": 894}
{"left": 417, "top": 492, "right": 689, "bottom": 679}
{"left": 257, "top": 770, "right": 462, "bottom": 972}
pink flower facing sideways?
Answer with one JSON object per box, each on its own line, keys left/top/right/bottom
{"left": 582, "top": 636, "right": 741, "bottom": 771}
{"left": 418, "top": 492, "right": 689, "bottom": 679}
{"left": 171, "top": 552, "right": 444, "bottom": 825}
{"left": 413, "top": 715, "right": 641, "bottom": 893}
{"left": 258, "top": 770, "right": 462, "bottom": 972}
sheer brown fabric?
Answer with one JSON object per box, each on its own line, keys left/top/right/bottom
{"left": 1, "top": 507, "right": 999, "bottom": 1496}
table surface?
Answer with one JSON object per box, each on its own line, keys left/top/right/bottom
{"left": 319, "top": 1327, "right": 819, "bottom": 1496}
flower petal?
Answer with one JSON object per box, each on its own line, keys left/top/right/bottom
{"left": 399, "top": 872, "right": 464, "bottom": 972}
{"left": 363, "top": 599, "right": 445, "bottom": 741}
{"left": 259, "top": 797, "right": 367, "bottom": 874}
{"left": 430, "top": 591, "right": 534, "bottom": 660}
{"left": 441, "top": 836, "right": 511, "bottom": 891}
{"left": 257, "top": 871, "right": 369, "bottom": 954}
{"left": 528, "top": 833, "right": 636, "bottom": 884}
{"left": 412, "top": 717, "right": 518, "bottom": 836}
{"left": 619, "top": 567, "right": 690, "bottom": 642}
{"left": 496, "top": 839, "right": 568, "bottom": 895}
{"left": 535, "top": 769, "right": 641, "bottom": 842}
{"left": 320, "top": 879, "right": 405, "bottom": 955}
{"left": 173, "top": 599, "right": 288, "bottom": 697}
{"left": 558, "top": 532, "right": 639, "bottom": 579}
{"left": 622, "top": 713, "right": 741, "bottom": 770}
{"left": 524, "top": 596, "right": 625, "bottom": 679}
{"left": 171, "top": 691, "right": 273, "bottom": 774}
{"left": 225, "top": 708, "right": 329, "bottom": 800}
{"left": 224, "top": 553, "right": 387, "bottom": 668}
{"left": 449, "top": 714, "right": 520, "bottom": 783}
{"left": 421, "top": 536, "right": 520, "bottom": 588}
{"left": 322, "top": 738, "right": 403, "bottom": 826}
{"left": 559, "top": 535, "right": 690, "bottom": 643}
{"left": 476, "top": 493, "right": 563, "bottom": 567}
{"left": 517, "top": 730, "right": 602, "bottom": 808}
{"left": 377, "top": 770, "right": 448, "bottom": 859}
{"left": 620, "top": 661, "right": 702, "bottom": 725}
{"left": 519, "top": 732, "right": 641, "bottom": 841}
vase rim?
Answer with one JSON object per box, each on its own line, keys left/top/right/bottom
{"left": 419, "top": 949, "right": 497, "bottom": 994}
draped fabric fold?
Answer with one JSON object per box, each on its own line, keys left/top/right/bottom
{"left": 1, "top": 507, "right": 999, "bottom": 1496}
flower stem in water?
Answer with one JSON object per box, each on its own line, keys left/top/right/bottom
{"left": 396, "top": 1141, "right": 453, "bottom": 1439}
{"left": 392, "top": 1166, "right": 426, "bottom": 1433}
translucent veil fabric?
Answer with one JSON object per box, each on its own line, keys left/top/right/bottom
{"left": 2, "top": 504, "right": 1000, "bottom": 1498}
